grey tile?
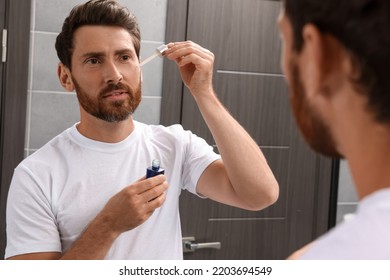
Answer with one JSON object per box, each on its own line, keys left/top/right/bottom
{"left": 335, "top": 203, "right": 358, "bottom": 225}
{"left": 35, "top": 0, "right": 86, "bottom": 33}
{"left": 28, "top": 31, "right": 35, "bottom": 91}
{"left": 30, "top": 0, "right": 36, "bottom": 31}
{"left": 133, "top": 97, "right": 161, "bottom": 125}
{"left": 29, "top": 92, "right": 80, "bottom": 149}
{"left": 26, "top": 149, "right": 38, "bottom": 157}
{"left": 24, "top": 149, "right": 29, "bottom": 158}
{"left": 338, "top": 160, "right": 359, "bottom": 203}
{"left": 25, "top": 90, "right": 32, "bottom": 149}
{"left": 119, "top": 0, "right": 167, "bottom": 41}
{"left": 32, "top": 32, "right": 63, "bottom": 91}
{"left": 140, "top": 42, "right": 164, "bottom": 97}
{"left": 35, "top": 0, "right": 167, "bottom": 42}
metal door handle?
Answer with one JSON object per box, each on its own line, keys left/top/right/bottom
{"left": 182, "top": 236, "right": 221, "bottom": 253}
{"left": 186, "top": 241, "right": 221, "bottom": 251}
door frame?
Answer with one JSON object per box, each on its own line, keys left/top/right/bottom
{"left": 0, "top": 0, "right": 31, "bottom": 259}
{"left": 160, "top": 0, "right": 338, "bottom": 248}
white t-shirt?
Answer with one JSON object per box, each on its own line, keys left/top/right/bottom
{"left": 301, "top": 188, "right": 390, "bottom": 259}
{"left": 5, "top": 122, "right": 220, "bottom": 259}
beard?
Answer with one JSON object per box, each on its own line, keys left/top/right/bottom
{"left": 288, "top": 60, "right": 343, "bottom": 158}
{"left": 72, "top": 76, "right": 142, "bottom": 123}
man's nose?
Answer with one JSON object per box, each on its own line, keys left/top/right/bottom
{"left": 104, "top": 61, "right": 123, "bottom": 84}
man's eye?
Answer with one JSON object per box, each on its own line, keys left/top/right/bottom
{"left": 86, "top": 58, "right": 99, "bottom": 64}
{"left": 121, "top": 55, "right": 130, "bottom": 61}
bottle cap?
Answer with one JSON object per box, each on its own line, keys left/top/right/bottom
{"left": 151, "top": 159, "right": 160, "bottom": 171}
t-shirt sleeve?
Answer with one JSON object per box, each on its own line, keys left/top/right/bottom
{"left": 5, "top": 165, "right": 61, "bottom": 259}
{"left": 179, "top": 127, "right": 221, "bottom": 196}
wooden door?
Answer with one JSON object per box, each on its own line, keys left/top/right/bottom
{"left": 161, "top": 0, "right": 337, "bottom": 259}
{"left": 0, "top": 0, "right": 30, "bottom": 259}
{"left": 0, "top": 0, "right": 7, "bottom": 260}
{"left": 0, "top": 0, "right": 4, "bottom": 107}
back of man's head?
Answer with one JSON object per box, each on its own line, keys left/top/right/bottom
{"left": 283, "top": 0, "right": 390, "bottom": 124}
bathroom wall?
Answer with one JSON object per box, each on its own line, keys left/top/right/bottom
{"left": 25, "top": 0, "right": 167, "bottom": 155}
{"left": 337, "top": 160, "right": 358, "bottom": 223}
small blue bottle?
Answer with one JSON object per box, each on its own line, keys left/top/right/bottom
{"left": 146, "top": 159, "right": 165, "bottom": 178}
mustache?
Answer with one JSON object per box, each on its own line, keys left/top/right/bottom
{"left": 99, "top": 82, "right": 131, "bottom": 97}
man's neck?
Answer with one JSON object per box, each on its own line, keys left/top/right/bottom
{"left": 341, "top": 120, "right": 390, "bottom": 200}
{"left": 76, "top": 115, "right": 135, "bottom": 143}
{"left": 328, "top": 87, "right": 390, "bottom": 200}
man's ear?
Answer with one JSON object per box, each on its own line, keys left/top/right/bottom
{"left": 57, "top": 63, "right": 75, "bottom": 92}
{"left": 301, "top": 24, "right": 344, "bottom": 97}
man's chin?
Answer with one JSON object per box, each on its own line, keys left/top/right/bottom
{"left": 93, "top": 109, "right": 134, "bottom": 123}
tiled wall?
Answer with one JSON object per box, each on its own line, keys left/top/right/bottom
{"left": 26, "top": 0, "right": 167, "bottom": 155}
{"left": 337, "top": 160, "right": 358, "bottom": 223}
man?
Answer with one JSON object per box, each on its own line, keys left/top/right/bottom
{"left": 5, "top": 0, "right": 278, "bottom": 259}
{"left": 279, "top": 0, "right": 390, "bottom": 259}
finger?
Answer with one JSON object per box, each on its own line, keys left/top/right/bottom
{"left": 166, "top": 41, "right": 214, "bottom": 61}
{"left": 177, "top": 53, "right": 213, "bottom": 70}
{"left": 136, "top": 175, "right": 146, "bottom": 182}
{"left": 144, "top": 191, "right": 167, "bottom": 212}
{"left": 128, "top": 174, "right": 167, "bottom": 195}
{"left": 172, "top": 48, "right": 214, "bottom": 63}
{"left": 168, "top": 40, "right": 204, "bottom": 50}
{"left": 141, "top": 180, "right": 169, "bottom": 203}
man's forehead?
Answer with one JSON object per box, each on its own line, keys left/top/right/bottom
{"left": 72, "top": 25, "right": 136, "bottom": 52}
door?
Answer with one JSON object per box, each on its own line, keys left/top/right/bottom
{"left": 0, "top": 0, "right": 7, "bottom": 260}
{"left": 0, "top": 0, "right": 4, "bottom": 106}
{"left": 0, "top": 0, "right": 30, "bottom": 259}
{"left": 161, "top": 0, "right": 337, "bottom": 259}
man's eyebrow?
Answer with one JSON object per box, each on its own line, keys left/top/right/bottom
{"left": 115, "top": 48, "right": 135, "bottom": 55}
{"left": 80, "top": 51, "right": 105, "bottom": 59}
{"left": 80, "top": 49, "right": 135, "bottom": 57}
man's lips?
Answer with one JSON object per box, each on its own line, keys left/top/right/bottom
{"left": 102, "top": 90, "right": 128, "bottom": 98}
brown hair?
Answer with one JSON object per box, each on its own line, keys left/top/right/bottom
{"left": 55, "top": 0, "right": 141, "bottom": 69}
{"left": 283, "top": 0, "right": 390, "bottom": 123}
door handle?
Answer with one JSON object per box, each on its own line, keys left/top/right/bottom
{"left": 182, "top": 236, "right": 221, "bottom": 253}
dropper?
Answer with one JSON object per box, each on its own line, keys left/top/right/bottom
{"left": 140, "top": 44, "right": 168, "bottom": 66}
